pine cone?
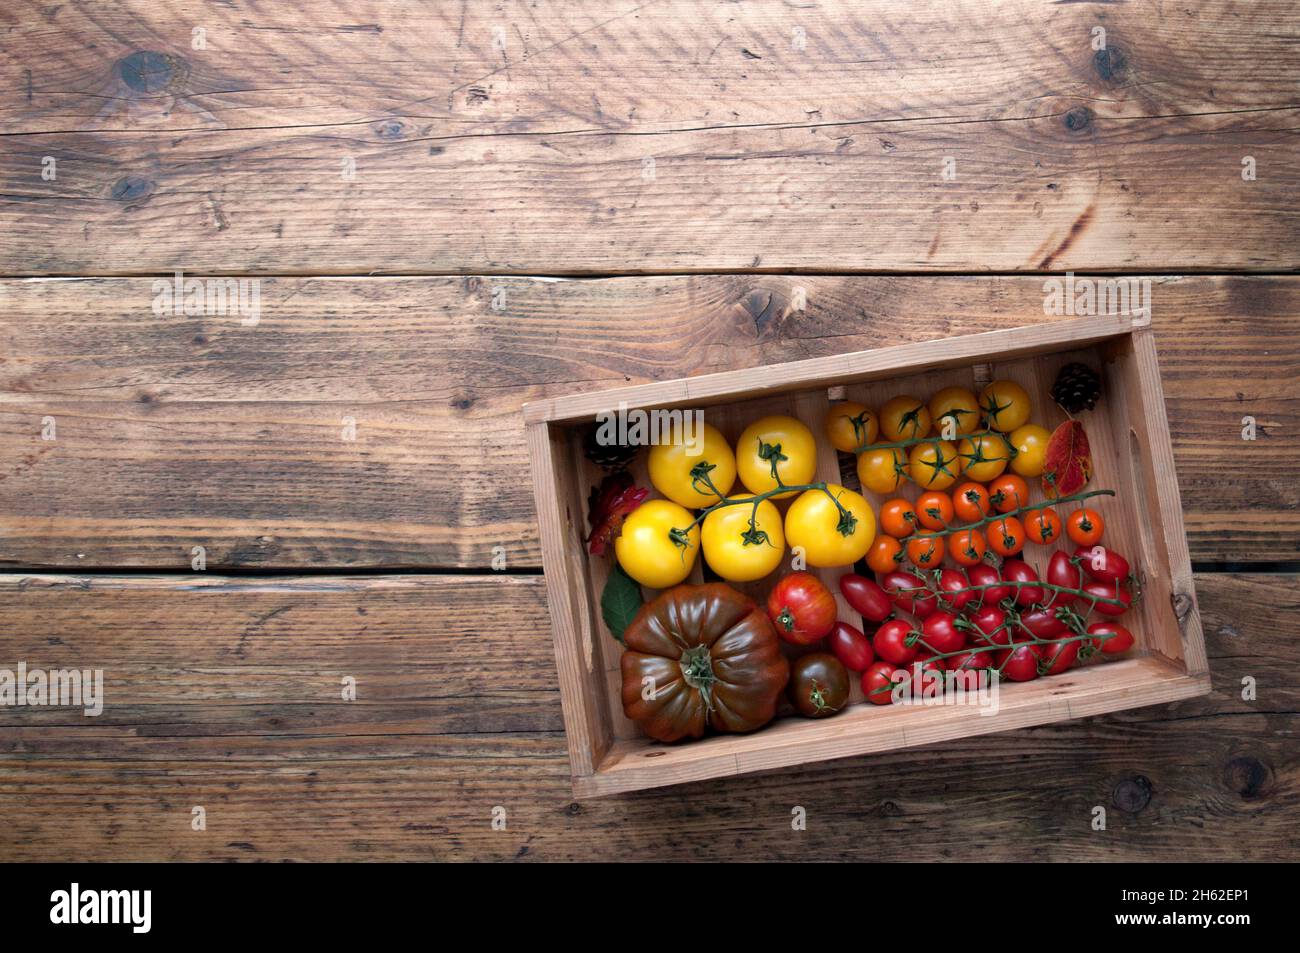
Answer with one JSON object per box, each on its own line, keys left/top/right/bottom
{"left": 582, "top": 425, "right": 638, "bottom": 471}
{"left": 1050, "top": 362, "right": 1102, "bottom": 414}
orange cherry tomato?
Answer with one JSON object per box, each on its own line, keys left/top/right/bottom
{"left": 915, "top": 491, "right": 954, "bottom": 531}
{"left": 906, "top": 535, "right": 943, "bottom": 569}
{"left": 1065, "top": 507, "right": 1105, "bottom": 546}
{"left": 867, "top": 535, "right": 905, "bottom": 575}
{"left": 880, "top": 498, "right": 918, "bottom": 539}
{"left": 988, "top": 516, "right": 1026, "bottom": 557}
{"left": 949, "top": 528, "right": 987, "bottom": 567}
{"left": 988, "top": 474, "right": 1031, "bottom": 514}
{"left": 951, "top": 482, "right": 991, "bottom": 523}
{"left": 1025, "top": 507, "right": 1062, "bottom": 546}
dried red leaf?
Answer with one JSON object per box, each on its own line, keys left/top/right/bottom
{"left": 585, "top": 472, "right": 650, "bottom": 556}
{"left": 1042, "top": 419, "right": 1092, "bottom": 497}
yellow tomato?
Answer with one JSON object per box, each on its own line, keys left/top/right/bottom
{"left": 648, "top": 422, "right": 736, "bottom": 509}
{"left": 736, "top": 415, "right": 817, "bottom": 499}
{"left": 824, "top": 401, "right": 878, "bottom": 454}
{"left": 614, "top": 499, "right": 700, "bottom": 589}
{"left": 857, "top": 447, "right": 907, "bottom": 495}
{"left": 879, "top": 395, "right": 932, "bottom": 442}
{"left": 907, "top": 439, "right": 961, "bottom": 490}
{"left": 979, "top": 380, "right": 1032, "bottom": 432}
{"left": 956, "top": 432, "right": 1012, "bottom": 483}
{"left": 1008, "top": 423, "right": 1052, "bottom": 478}
{"left": 784, "top": 484, "right": 876, "bottom": 568}
{"left": 701, "top": 500, "right": 785, "bottom": 582}
{"left": 928, "top": 387, "right": 981, "bottom": 439}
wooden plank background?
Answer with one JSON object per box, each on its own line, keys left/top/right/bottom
{"left": 0, "top": 0, "right": 1296, "bottom": 862}
{"left": 0, "top": 572, "right": 1293, "bottom": 861}
{"left": 1, "top": 0, "right": 1298, "bottom": 274}
{"left": 2, "top": 275, "right": 1296, "bottom": 569}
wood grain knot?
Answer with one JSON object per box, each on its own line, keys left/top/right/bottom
{"left": 118, "top": 51, "right": 186, "bottom": 93}
{"left": 1112, "top": 775, "right": 1152, "bottom": 813}
{"left": 1171, "top": 591, "right": 1195, "bottom": 627}
{"left": 1223, "top": 756, "right": 1273, "bottom": 801}
{"left": 740, "top": 289, "right": 781, "bottom": 338}
{"left": 1064, "top": 106, "right": 1093, "bottom": 133}
{"left": 374, "top": 119, "right": 408, "bottom": 140}
{"left": 1093, "top": 46, "right": 1128, "bottom": 83}
{"left": 110, "top": 176, "right": 155, "bottom": 204}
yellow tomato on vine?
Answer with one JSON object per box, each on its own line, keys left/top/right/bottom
{"left": 928, "top": 387, "right": 981, "bottom": 438}
{"left": 956, "top": 432, "right": 1012, "bottom": 482}
{"left": 879, "top": 395, "right": 932, "bottom": 442}
{"left": 701, "top": 499, "right": 785, "bottom": 582}
{"left": 857, "top": 447, "right": 907, "bottom": 495}
{"left": 784, "top": 484, "right": 876, "bottom": 568}
{"left": 1008, "top": 423, "right": 1051, "bottom": 478}
{"left": 824, "top": 401, "right": 878, "bottom": 453}
{"left": 736, "top": 415, "right": 817, "bottom": 499}
{"left": 614, "top": 499, "right": 700, "bottom": 589}
{"left": 979, "top": 380, "right": 1032, "bottom": 432}
{"left": 907, "top": 439, "right": 962, "bottom": 490}
{"left": 648, "top": 422, "right": 737, "bottom": 508}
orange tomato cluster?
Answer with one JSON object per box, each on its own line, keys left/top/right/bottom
{"left": 828, "top": 383, "right": 1105, "bottom": 575}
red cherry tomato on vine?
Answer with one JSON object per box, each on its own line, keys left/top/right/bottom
{"left": 1082, "top": 581, "right": 1132, "bottom": 617}
{"left": 936, "top": 567, "right": 974, "bottom": 613}
{"left": 967, "top": 605, "right": 1010, "bottom": 647}
{"left": 897, "top": 657, "right": 945, "bottom": 696}
{"left": 872, "top": 618, "right": 918, "bottom": 666}
{"left": 1001, "top": 559, "right": 1044, "bottom": 607}
{"left": 1086, "top": 622, "right": 1135, "bottom": 654}
{"left": 766, "top": 572, "right": 837, "bottom": 645}
{"left": 966, "top": 563, "right": 1009, "bottom": 607}
{"left": 838, "top": 574, "right": 894, "bottom": 622}
{"left": 881, "top": 570, "right": 937, "bottom": 619}
{"left": 1065, "top": 508, "right": 1105, "bottom": 547}
{"left": 827, "top": 621, "right": 875, "bottom": 672}
{"left": 921, "top": 611, "right": 965, "bottom": 655}
{"left": 1021, "top": 605, "right": 1068, "bottom": 638}
{"left": 1074, "top": 545, "right": 1131, "bottom": 585}
{"left": 1040, "top": 638, "right": 1080, "bottom": 675}
{"left": 946, "top": 648, "right": 995, "bottom": 672}
{"left": 862, "top": 662, "right": 899, "bottom": 705}
{"left": 996, "top": 643, "right": 1043, "bottom": 682}
{"left": 1045, "top": 550, "right": 1083, "bottom": 606}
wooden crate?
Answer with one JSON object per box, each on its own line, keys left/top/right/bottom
{"left": 524, "top": 313, "right": 1210, "bottom": 798}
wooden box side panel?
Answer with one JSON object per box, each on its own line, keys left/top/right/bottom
{"left": 523, "top": 314, "right": 1137, "bottom": 425}
{"left": 1104, "top": 331, "right": 1208, "bottom": 673}
{"left": 576, "top": 658, "right": 1210, "bottom": 798}
{"left": 526, "top": 422, "right": 613, "bottom": 776}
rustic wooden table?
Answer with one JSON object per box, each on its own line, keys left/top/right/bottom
{"left": 1, "top": 1, "right": 1296, "bottom": 861}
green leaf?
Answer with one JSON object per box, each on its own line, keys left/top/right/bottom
{"left": 601, "top": 564, "right": 643, "bottom": 643}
